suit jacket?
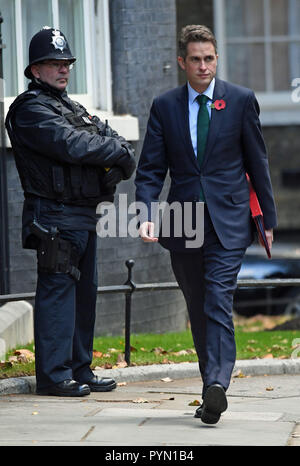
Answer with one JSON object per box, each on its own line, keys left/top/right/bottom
{"left": 135, "top": 78, "right": 277, "bottom": 251}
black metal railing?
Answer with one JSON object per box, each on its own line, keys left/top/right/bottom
{"left": 1, "top": 259, "right": 300, "bottom": 365}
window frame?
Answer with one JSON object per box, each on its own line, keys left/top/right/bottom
{"left": 213, "top": 0, "right": 300, "bottom": 125}
{"left": 3, "top": 0, "right": 139, "bottom": 145}
{"left": 3, "top": 0, "right": 112, "bottom": 112}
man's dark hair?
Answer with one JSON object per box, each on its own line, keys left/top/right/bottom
{"left": 178, "top": 25, "right": 218, "bottom": 58}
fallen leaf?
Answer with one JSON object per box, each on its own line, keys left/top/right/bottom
{"left": 161, "top": 377, "right": 173, "bottom": 383}
{"left": 115, "top": 361, "right": 127, "bottom": 369}
{"left": 151, "top": 347, "right": 168, "bottom": 355}
{"left": 8, "top": 356, "right": 18, "bottom": 364}
{"left": 32, "top": 412, "right": 39, "bottom": 415}
{"left": 188, "top": 400, "right": 200, "bottom": 406}
{"left": 14, "top": 349, "right": 35, "bottom": 362}
{"left": 103, "top": 363, "right": 112, "bottom": 369}
{"left": 130, "top": 346, "right": 138, "bottom": 352}
{"left": 132, "top": 398, "right": 149, "bottom": 404}
{"left": 93, "top": 351, "right": 103, "bottom": 358}
{"left": 0, "top": 361, "right": 13, "bottom": 369}
{"left": 232, "top": 370, "right": 246, "bottom": 378}
{"left": 266, "top": 386, "right": 274, "bottom": 391}
{"left": 172, "top": 349, "right": 196, "bottom": 356}
{"left": 271, "top": 344, "right": 284, "bottom": 351}
{"left": 262, "top": 354, "right": 273, "bottom": 359}
{"left": 7, "top": 351, "right": 34, "bottom": 365}
{"left": 246, "top": 346, "right": 256, "bottom": 353}
{"left": 117, "top": 382, "right": 127, "bottom": 386}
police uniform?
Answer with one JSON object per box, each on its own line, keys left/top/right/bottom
{"left": 5, "top": 27, "right": 136, "bottom": 395}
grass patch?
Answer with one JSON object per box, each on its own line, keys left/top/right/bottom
{"left": 1, "top": 318, "right": 300, "bottom": 379}
{"left": 235, "top": 330, "right": 299, "bottom": 360}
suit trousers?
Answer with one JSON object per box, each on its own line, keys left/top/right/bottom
{"left": 34, "top": 230, "right": 98, "bottom": 390}
{"left": 170, "top": 205, "right": 246, "bottom": 396}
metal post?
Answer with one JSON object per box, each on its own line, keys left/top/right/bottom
{"left": 124, "top": 259, "right": 136, "bottom": 365}
{"left": 0, "top": 13, "right": 10, "bottom": 294}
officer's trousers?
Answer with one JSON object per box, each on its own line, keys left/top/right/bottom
{"left": 34, "top": 230, "right": 98, "bottom": 390}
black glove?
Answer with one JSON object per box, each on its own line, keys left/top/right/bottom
{"left": 116, "top": 146, "right": 136, "bottom": 180}
{"left": 103, "top": 167, "right": 124, "bottom": 188}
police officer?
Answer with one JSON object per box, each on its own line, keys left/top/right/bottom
{"left": 5, "top": 27, "right": 136, "bottom": 396}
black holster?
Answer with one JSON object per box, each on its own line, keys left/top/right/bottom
{"left": 30, "top": 220, "right": 81, "bottom": 281}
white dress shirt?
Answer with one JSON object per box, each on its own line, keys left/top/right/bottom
{"left": 187, "top": 78, "right": 215, "bottom": 157}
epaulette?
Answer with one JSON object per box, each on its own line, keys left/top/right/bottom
{"left": 5, "top": 89, "right": 42, "bottom": 133}
{"left": 12, "top": 88, "right": 41, "bottom": 105}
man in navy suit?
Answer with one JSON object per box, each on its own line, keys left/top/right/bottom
{"left": 135, "top": 25, "right": 277, "bottom": 424}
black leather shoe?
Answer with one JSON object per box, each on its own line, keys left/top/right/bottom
{"left": 84, "top": 376, "right": 117, "bottom": 392}
{"left": 194, "top": 404, "right": 204, "bottom": 418}
{"left": 37, "top": 379, "right": 90, "bottom": 397}
{"left": 194, "top": 384, "right": 227, "bottom": 424}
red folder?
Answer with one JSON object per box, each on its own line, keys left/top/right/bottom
{"left": 246, "top": 173, "right": 271, "bottom": 259}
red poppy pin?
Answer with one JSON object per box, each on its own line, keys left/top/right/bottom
{"left": 211, "top": 99, "right": 226, "bottom": 110}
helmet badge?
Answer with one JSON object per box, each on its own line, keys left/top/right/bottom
{"left": 51, "top": 29, "right": 67, "bottom": 53}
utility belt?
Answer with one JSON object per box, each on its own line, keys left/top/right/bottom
{"left": 30, "top": 220, "right": 81, "bottom": 281}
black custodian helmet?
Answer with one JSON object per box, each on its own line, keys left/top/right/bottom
{"left": 24, "top": 26, "right": 76, "bottom": 79}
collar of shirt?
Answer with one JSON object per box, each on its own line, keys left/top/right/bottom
{"left": 187, "top": 78, "right": 216, "bottom": 157}
{"left": 187, "top": 78, "right": 215, "bottom": 105}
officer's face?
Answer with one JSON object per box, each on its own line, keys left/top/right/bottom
{"left": 31, "top": 60, "right": 71, "bottom": 91}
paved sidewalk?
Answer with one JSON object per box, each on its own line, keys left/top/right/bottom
{"left": 1, "top": 361, "right": 300, "bottom": 447}
{"left": 1, "top": 358, "right": 300, "bottom": 396}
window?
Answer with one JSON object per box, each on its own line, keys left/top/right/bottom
{"left": 0, "top": 0, "right": 18, "bottom": 97}
{"left": 1, "top": 0, "right": 139, "bottom": 141}
{"left": 214, "top": 0, "right": 300, "bottom": 123}
{"left": 58, "top": 0, "right": 87, "bottom": 94}
{"left": 0, "top": 0, "right": 89, "bottom": 96}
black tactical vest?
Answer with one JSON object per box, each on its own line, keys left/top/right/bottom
{"left": 5, "top": 88, "right": 114, "bottom": 206}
